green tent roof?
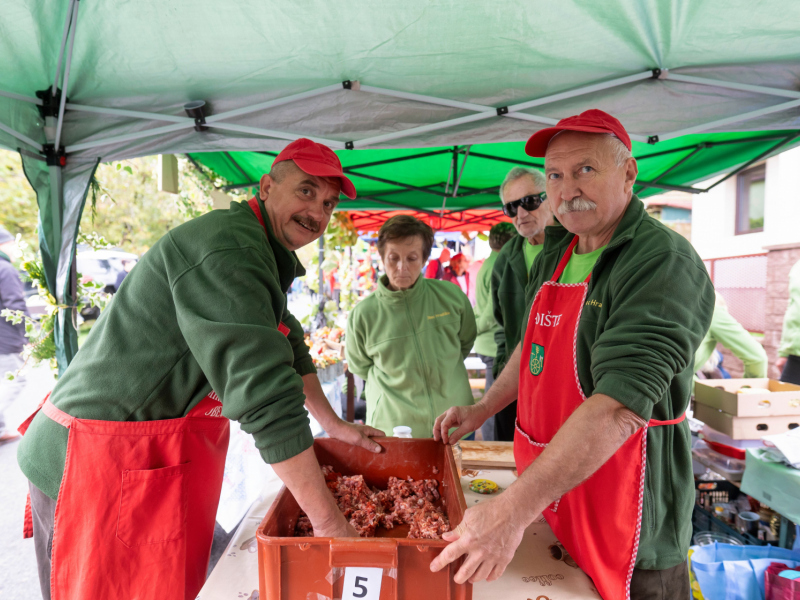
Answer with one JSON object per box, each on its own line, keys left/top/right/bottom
{"left": 189, "top": 129, "right": 799, "bottom": 230}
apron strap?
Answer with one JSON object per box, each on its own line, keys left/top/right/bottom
{"left": 248, "top": 196, "right": 269, "bottom": 236}
{"left": 648, "top": 412, "right": 687, "bottom": 427}
{"left": 42, "top": 398, "right": 75, "bottom": 428}
{"left": 551, "top": 236, "right": 579, "bottom": 282}
{"left": 17, "top": 393, "right": 49, "bottom": 435}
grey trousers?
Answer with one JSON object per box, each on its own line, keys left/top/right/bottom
{"left": 0, "top": 353, "right": 25, "bottom": 432}
{"left": 28, "top": 481, "right": 56, "bottom": 600}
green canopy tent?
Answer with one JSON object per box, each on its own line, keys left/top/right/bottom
{"left": 189, "top": 130, "right": 800, "bottom": 232}
{"left": 1, "top": 0, "right": 800, "bottom": 370}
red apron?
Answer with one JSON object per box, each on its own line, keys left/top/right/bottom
{"left": 20, "top": 197, "right": 287, "bottom": 600}
{"left": 514, "top": 236, "right": 685, "bottom": 600}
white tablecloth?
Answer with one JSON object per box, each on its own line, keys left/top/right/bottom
{"left": 200, "top": 469, "right": 601, "bottom": 599}
{"left": 214, "top": 376, "right": 343, "bottom": 532}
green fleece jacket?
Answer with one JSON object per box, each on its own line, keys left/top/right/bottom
{"left": 346, "top": 275, "right": 476, "bottom": 438}
{"left": 474, "top": 251, "right": 500, "bottom": 357}
{"left": 491, "top": 234, "right": 529, "bottom": 378}
{"left": 522, "top": 196, "right": 714, "bottom": 570}
{"left": 18, "top": 198, "right": 316, "bottom": 500}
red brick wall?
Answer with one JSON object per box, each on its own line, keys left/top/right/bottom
{"left": 764, "top": 245, "right": 800, "bottom": 378}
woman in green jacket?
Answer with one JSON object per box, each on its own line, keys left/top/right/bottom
{"left": 346, "top": 216, "right": 477, "bottom": 438}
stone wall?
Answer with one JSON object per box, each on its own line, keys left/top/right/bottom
{"left": 763, "top": 243, "right": 800, "bottom": 378}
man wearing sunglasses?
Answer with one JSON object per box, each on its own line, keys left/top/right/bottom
{"left": 488, "top": 167, "right": 554, "bottom": 440}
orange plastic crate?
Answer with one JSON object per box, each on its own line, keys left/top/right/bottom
{"left": 257, "top": 438, "right": 471, "bottom": 600}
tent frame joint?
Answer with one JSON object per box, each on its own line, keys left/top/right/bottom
{"left": 42, "top": 143, "right": 67, "bottom": 167}
{"left": 648, "top": 135, "right": 659, "bottom": 144}
{"left": 496, "top": 106, "right": 509, "bottom": 116}
{"left": 35, "top": 87, "right": 65, "bottom": 119}
{"left": 345, "top": 141, "right": 354, "bottom": 150}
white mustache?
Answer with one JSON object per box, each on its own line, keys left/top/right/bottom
{"left": 558, "top": 198, "right": 597, "bottom": 216}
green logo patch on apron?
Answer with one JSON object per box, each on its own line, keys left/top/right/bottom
{"left": 530, "top": 343, "right": 544, "bottom": 376}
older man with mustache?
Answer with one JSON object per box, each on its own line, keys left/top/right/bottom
{"left": 17, "top": 139, "right": 384, "bottom": 600}
{"left": 433, "top": 110, "right": 714, "bottom": 600}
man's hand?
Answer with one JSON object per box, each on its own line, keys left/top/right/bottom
{"left": 776, "top": 356, "right": 788, "bottom": 373}
{"left": 327, "top": 419, "right": 385, "bottom": 453}
{"left": 433, "top": 404, "right": 489, "bottom": 444}
{"left": 430, "top": 493, "right": 529, "bottom": 583}
{"left": 313, "top": 514, "right": 360, "bottom": 538}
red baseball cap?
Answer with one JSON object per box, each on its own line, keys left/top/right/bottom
{"left": 524, "top": 109, "right": 631, "bottom": 158}
{"left": 273, "top": 138, "right": 357, "bottom": 199}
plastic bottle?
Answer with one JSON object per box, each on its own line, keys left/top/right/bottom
{"left": 393, "top": 426, "right": 412, "bottom": 438}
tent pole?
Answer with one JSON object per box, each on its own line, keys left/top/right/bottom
{"left": 353, "top": 112, "right": 494, "bottom": 148}
{"left": 223, "top": 152, "right": 252, "bottom": 182}
{"left": 451, "top": 145, "right": 471, "bottom": 197}
{"left": 0, "top": 89, "right": 44, "bottom": 105}
{"left": 65, "top": 84, "right": 344, "bottom": 152}
{"left": 205, "top": 122, "right": 345, "bottom": 148}
{"left": 345, "top": 149, "right": 451, "bottom": 170}
{"left": 466, "top": 151, "right": 544, "bottom": 169}
{"left": 52, "top": 0, "right": 76, "bottom": 96}
{"left": 657, "top": 99, "right": 800, "bottom": 142}
{"left": 355, "top": 197, "right": 441, "bottom": 217}
{"left": 635, "top": 145, "right": 707, "bottom": 193}
{"left": 700, "top": 132, "right": 800, "bottom": 193}
{"left": 666, "top": 73, "right": 800, "bottom": 100}
{"left": 54, "top": 0, "right": 80, "bottom": 151}
{"left": 0, "top": 120, "right": 44, "bottom": 151}
{"left": 343, "top": 169, "right": 450, "bottom": 197}
{"left": 507, "top": 70, "right": 656, "bottom": 112}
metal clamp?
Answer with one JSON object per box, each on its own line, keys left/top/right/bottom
{"left": 496, "top": 106, "right": 509, "bottom": 116}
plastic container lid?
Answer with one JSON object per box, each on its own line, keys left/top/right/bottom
{"left": 393, "top": 426, "right": 412, "bottom": 438}
{"left": 692, "top": 531, "right": 743, "bottom": 546}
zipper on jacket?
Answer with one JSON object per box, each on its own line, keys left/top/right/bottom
{"left": 403, "top": 293, "right": 436, "bottom": 429}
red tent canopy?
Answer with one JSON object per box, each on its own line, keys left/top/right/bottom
{"left": 348, "top": 209, "right": 509, "bottom": 232}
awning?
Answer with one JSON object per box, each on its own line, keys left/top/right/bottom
{"left": 1, "top": 0, "right": 799, "bottom": 367}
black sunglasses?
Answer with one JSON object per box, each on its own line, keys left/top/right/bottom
{"left": 502, "top": 192, "right": 546, "bottom": 218}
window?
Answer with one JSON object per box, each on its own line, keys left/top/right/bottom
{"left": 736, "top": 165, "right": 765, "bottom": 234}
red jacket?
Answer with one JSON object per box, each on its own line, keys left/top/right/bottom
{"left": 442, "top": 266, "right": 470, "bottom": 296}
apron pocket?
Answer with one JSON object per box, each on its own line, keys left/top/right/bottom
{"left": 116, "top": 462, "right": 190, "bottom": 548}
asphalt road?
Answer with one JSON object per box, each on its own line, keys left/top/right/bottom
{"left": 0, "top": 364, "right": 56, "bottom": 600}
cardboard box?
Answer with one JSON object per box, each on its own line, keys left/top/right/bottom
{"left": 694, "top": 378, "right": 800, "bottom": 417}
{"left": 694, "top": 402, "right": 800, "bottom": 440}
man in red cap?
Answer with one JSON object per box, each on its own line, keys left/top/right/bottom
{"left": 18, "top": 138, "right": 383, "bottom": 600}
{"left": 433, "top": 111, "right": 714, "bottom": 599}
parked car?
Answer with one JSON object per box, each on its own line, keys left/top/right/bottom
{"left": 76, "top": 247, "right": 138, "bottom": 320}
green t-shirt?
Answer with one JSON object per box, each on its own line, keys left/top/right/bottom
{"left": 523, "top": 241, "right": 544, "bottom": 278}
{"left": 558, "top": 245, "right": 606, "bottom": 284}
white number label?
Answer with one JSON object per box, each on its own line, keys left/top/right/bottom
{"left": 341, "top": 566, "right": 383, "bottom": 600}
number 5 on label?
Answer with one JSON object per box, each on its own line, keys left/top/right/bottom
{"left": 342, "top": 567, "right": 383, "bottom": 600}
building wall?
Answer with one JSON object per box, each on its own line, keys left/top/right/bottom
{"left": 764, "top": 244, "right": 800, "bottom": 379}
{"left": 691, "top": 145, "right": 800, "bottom": 260}
{"left": 690, "top": 146, "right": 800, "bottom": 378}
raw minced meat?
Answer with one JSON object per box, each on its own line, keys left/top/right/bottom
{"left": 294, "top": 467, "right": 450, "bottom": 539}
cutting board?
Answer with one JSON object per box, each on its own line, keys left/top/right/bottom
{"left": 460, "top": 441, "right": 515, "bottom": 470}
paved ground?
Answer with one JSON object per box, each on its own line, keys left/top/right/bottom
{"left": 0, "top": 364, "right": 56, "bottom": 600}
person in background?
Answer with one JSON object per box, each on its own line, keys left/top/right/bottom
{"left": 425, "top": 246, "right": 451, "bottom": 280}
{"left": 474, "top": 222, "right": 517, "bottom": 441}
{"left": 0, "top": 226, "right": 27, "bottom": 444}
{"left": 114, "top": 258, "right": 136, "bottom": 291}
{"left": 694, "top": 292, "right": 767, "bottom": 378}
{"left": 776, "top": 258, "right": 800, "bottom": 384}
{"left": 346, "top": 216, "right": 476, "bottom": 438}
{"left": 490, "top": 167, "right": 554, "bottom": 441}
{"left": 442, "top": 252, "right": 470, "bottom": 296}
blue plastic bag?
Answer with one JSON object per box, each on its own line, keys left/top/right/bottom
{"left": 689, "top": 543, "right": 800, "bottom": 600}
